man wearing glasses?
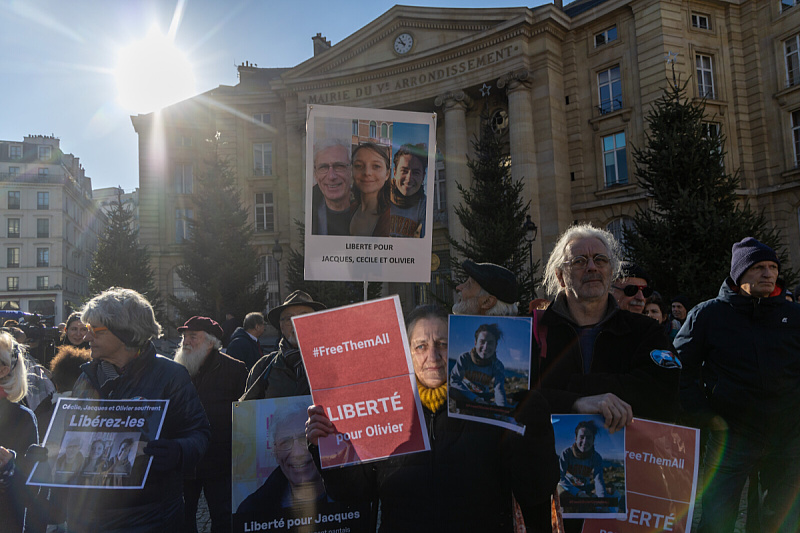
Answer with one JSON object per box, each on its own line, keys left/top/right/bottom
{"left": 240, "top": 291, "right": 326, "bottom": 400}
{"left": 531, "top": 224, "right": 680, "bottom": 435}
{"left": 611, "top": 263, "right": 653, "bottom": 314}
{"left": 311, "top": 138, "right": 353, "bottom": 236}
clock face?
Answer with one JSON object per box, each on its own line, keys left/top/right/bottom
{"left": 394, "top": 33, "right": 413, "bottom": 54}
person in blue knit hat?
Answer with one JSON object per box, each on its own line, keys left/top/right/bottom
{"left": 675, "top": 237, "right": 800, "bottom": 533}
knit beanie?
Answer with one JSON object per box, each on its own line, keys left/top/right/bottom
{"left": 730, "top": 237, "right": 780, "bottom": 285}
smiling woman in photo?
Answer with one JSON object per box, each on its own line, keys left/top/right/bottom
{"left": 349, "top": 142, "right": 392, "bottom": 237}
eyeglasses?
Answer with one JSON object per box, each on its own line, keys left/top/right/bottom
{"left": 314, "top": 162, "right": 350, "bottom": 176}
{"left": 612, "top": 284, "right": 654, "bottom": 298}
{"left": 274, "top": 435, "right": 307, "bottom": 451}
{"left": 563, "top": 254, "right": 610, "bottom": 269}
{"left": 83, "top": 324, "right": 108, "bottom": 335}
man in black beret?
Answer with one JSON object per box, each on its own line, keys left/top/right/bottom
{"left": 452, "top": 260, "right": 519, "bottom": 316}
{"left": 176, "top": 316, "right": 247, "bottom": 533}
{"left": 675, "top": 237, "right": 800, "bottom": 533}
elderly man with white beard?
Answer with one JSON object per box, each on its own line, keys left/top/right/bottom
{"left": 175, "top": 316, "right": 247, "bottom": 533}
{"left": 453, "top": 260, "right": 519, "bottom": 317}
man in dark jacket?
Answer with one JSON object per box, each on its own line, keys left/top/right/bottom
{"left": 225, "top": 312, "right": 265, "bottom": 371}
{"left": 535, "top": 224, "right": 680, "bottom": 430}
{"left": 68, "top": 288, "right": 210, "bottom": 533}
{"left": 176, "top": 316, "right": 247, "bottom": 533}
{"left": 675, "top": 237, "right": 800, "bottom": 533}
{"left": 240, "top": 291, "right": 325, "bottom": 401}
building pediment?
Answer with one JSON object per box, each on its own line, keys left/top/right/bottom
{"left": 276, "top": 5, "right": 546, "bottom": 103}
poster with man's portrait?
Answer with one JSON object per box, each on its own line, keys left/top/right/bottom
{"left": 304, "top": 104, "right": 437, "bottom": 283}
{"left": 26, "top": 398, "right": 168, "bottom": 489}
{"left": 447, "top": 315, "right": 532, "bottom": 434}
{"left": 231, "top": 395, "right": 369, "bottom": 533}
{"left": 552, "top": 414, "right": 626, "bottom": 519}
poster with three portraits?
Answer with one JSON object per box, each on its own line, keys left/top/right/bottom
{"left": 304, "top": 104, "right": 436, "bottom": 283}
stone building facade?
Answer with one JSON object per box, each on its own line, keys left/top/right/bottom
{"left": 132, "top": 0, "right": 800, "bottom": 316}
{"left": 0, "top": 135, "right": 105, "bottom": 323}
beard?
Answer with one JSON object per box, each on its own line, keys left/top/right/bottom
{"left": 452, "top": 295, "right": 480, "bottom": 315}
{"left": 175, "top": 343, "right": 211, "bottom": 377}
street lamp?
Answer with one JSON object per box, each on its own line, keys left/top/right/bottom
{"left": 272, "top": 238, "right": 283, "bottom": 305}
{"left": 523, "top": 215, "right": 538, "bottom": 288}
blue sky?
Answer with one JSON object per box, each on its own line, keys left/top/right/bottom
{"left": 0, "top": 0, "right": 556, "bottom": 192}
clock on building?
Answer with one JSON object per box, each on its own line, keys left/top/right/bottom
{"left": 393, "top": 33, "right": 414, "bottom": 55}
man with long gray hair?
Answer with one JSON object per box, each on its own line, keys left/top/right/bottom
{"left": 534, "top": 224, "right": 679, "bottom": 433}
{"left": 67, "top": 287, "right": 210, "bottom": 533}
{"left": 176, "top": 316, "right": 247, "bottom": 533}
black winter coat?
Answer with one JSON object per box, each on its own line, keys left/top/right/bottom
{"left": 675, "top": 279, "right": 800, "bottom": 433}
{"left": 188, "top": 349, "right": 247, "bottom": 479}
{"left": 240, "top": 339, "right": 309, "bottom": 401}
{"left": 532, "top": 294, "right": 680, "bottom": 423}
{"left": 0, "top": 398, "right": 38, "bottom": 533}
{"left": 66, "top": 342, "right": 211, "bottom": 533}
{"left": 316, "top": 392, "right": 558, "bottom": 533}
{"left": 225, "top": 328, "right": 262, "bottom": 371}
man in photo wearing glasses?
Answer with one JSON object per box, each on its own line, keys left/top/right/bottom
{"left": 611, "top": 263, "right": 653, "bottom": 314}
{"left": 531, "top": 224, "right": 680, "bottom": 437}
{"left": 311, "top": 138, "right": 353, "bottom": 236}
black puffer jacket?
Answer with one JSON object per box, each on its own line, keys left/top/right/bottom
{"left": 532, "top": 294, "right": 680, "bottom": 422}
{"left": 316, "top": 391, "right": 558, "bottom": 533}
{"left": 66, "top": 342, "right": 211, "bottom": 533}
{"left": 240, "top": 338, "right": 309, "bottom": 401}
{"left": 675, "top": 279, "right": 800, "bottom": 433}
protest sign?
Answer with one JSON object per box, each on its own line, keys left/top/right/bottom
{"left": 552, "top": 414, "right": 626, "bottom": 520}
{"left": 447, "top": 315, "right": 532, "bottom": 433}
{"left": 582, "top": 418, "right": 699, "bottom": 533}
{"left": 231, "top": 395, "right": 369, "bottom": 533}
{"left": 293, "top": 295, "right": 429, "bottom": 468}
{"left": 27, "top": 398, "right": 168, "bottom": 489}
{"left": 304, "top": 104, "right": 437, "bottom": 283}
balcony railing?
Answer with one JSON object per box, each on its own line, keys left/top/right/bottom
{"left": 597, "top": 98, "right": 624, "bottom": 115}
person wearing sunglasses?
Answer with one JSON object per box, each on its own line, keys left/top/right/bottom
{"left": 611, "top": 263, "right": 653, "bottom": 314}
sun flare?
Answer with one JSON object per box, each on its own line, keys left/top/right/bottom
{"left": 114, "top": 27, "right": 196, "bottom": 113}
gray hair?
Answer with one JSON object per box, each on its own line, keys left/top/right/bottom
{"left": 478, "top": 288, "right": 518, "bottom": 316}
{"left": 204, "top": 331, "right": 222, "bottom": 351}
{"left": 313, "top": 138, "right": 351, "bottom": 167}
{"left": 542, "top": 223, "right": 623, "bottom": 297}
{"left": 243, "top": 312, "right": 265, "bottom": 331}
{"left": 81, "top": 287, "right": 162, "bottom": 347}
{"left": 0, "top": 331, "right": 28, "bottom": 402}
{"left": 405, "top": 305, "right": 448, "bottom": 340}
{"left": 270, "top": 402, "right": 308, "bottom": 445}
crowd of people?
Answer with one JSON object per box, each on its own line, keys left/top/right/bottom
{"left": 1, "top": 224, "right": 798, "bottom": 532}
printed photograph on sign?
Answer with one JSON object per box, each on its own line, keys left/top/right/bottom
{"left": 447, "top": 315, "right": 532, "bottom": 433}
{"left": 231, "top": 395, "right": 370, "bottom": 533}
{"left": 304, "top": 104, "right": 437, "bottom": 283}
{"left": 551, "top": 414, "right": 626, "bottom": 519}
{"left": 27, "top": 398, "right": 168, "bottom": 489}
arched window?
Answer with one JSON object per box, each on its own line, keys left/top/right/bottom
{"left": 380, "top": 122, "right": 389, "bottom": 138}
{"left": 369, "top": 121, "right": 377, "bottom": 138}
{"left": 606, "top": 216, "right": 635, "bottom": 255}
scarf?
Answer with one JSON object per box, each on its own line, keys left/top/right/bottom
{"left": 417, "top": 379, "right": 447, "bottom": 413}
{"left": 390, "top": 180, "right": 424, "bottom": 209}
{"left": 571, "top": 443, "right": 594, "bottom": 460}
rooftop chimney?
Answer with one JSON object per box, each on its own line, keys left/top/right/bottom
{"left": 312, "top": 33, "right": 331, "bottom": 56}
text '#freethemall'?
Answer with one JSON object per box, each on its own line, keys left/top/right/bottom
{"left": 313, "top": 333, "right": 391, "bottom": 357}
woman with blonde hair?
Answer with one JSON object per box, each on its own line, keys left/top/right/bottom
{"left": 0, "top": 330, "right": 39, "bottom": 532}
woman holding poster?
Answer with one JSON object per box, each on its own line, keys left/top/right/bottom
{"left": 349, "top": 142, "right": 391, "bottom": 237}
{"left": 306, "top": 305, "right": 558, "bottom": 532}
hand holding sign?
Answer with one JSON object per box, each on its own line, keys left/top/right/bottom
{"left": 306, "top": 404, "right": 335, "bottom": 446}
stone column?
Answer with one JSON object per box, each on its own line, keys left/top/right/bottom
{"left": 434, "top": 90, "right": 472, "bottom": 247}
{"left": 284, "top": 103, "right": 305, "bottom": 301}
{"left": 498, "top": 69, "right": 541, "bottom": 261}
